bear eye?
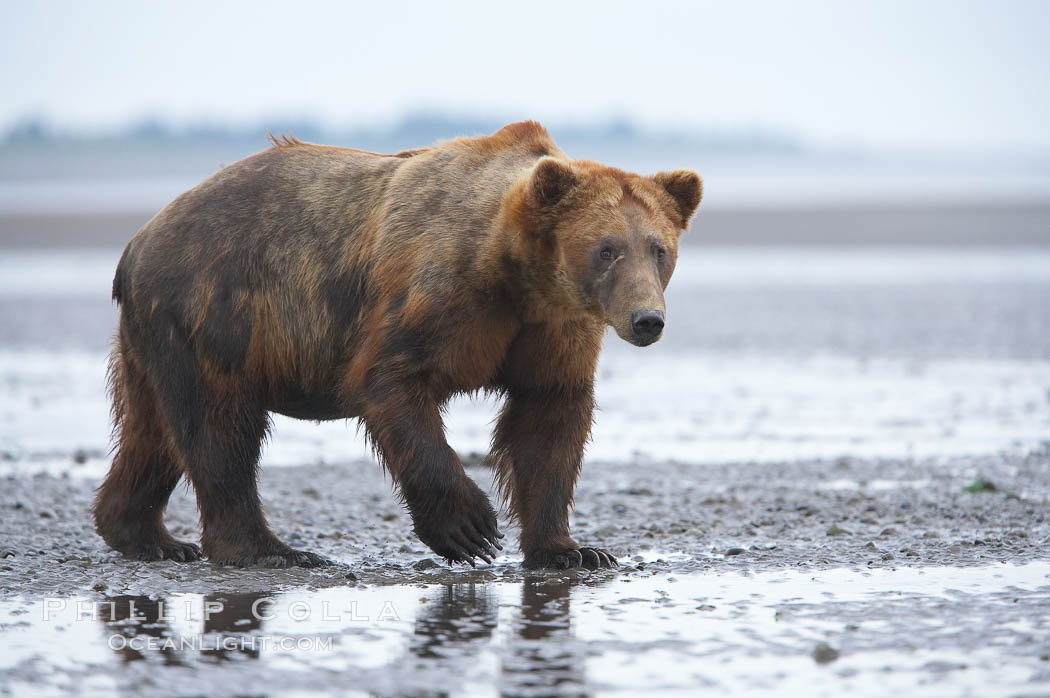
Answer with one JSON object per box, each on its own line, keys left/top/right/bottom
{"left": 599, "top": 246, "right": 615, "bottom": 261}
{"left": 653, "top": 244, "right": 666, "bottom": 261}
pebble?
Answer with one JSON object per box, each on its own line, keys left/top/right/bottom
{"left": 813, "top": 642, "right": 839, "bottom": 664}
{"left": 827, "top": 524, "right": 852, "bottom": 536}
{"left": 412, "top": 558, "right": 440, "bottom": 571}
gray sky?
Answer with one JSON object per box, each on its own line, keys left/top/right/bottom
{"left": 2, "top": 0, "right": 1048, "bottom": 150}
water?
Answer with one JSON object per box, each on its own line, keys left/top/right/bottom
{"left": 2, "top": 561, "right": 1048, "bottom": 696}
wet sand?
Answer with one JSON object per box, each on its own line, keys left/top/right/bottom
{"left": 1, "top": 451, "right": 1048, "bottom": 695}
{"left": 3, "top": 451, "right": 1049, "bottom": 595}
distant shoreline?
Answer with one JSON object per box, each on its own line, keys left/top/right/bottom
{"left": 2, "top": 202, "right": 1048, "bottom": 248}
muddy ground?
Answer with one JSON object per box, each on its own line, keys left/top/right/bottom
{"left": 2, "top": 449, "right": 1049, "bottom": 595}
{"left": 1, "top": 449, "right": 1049, "bottom": 697}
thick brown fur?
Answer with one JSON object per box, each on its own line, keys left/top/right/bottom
{"left": 93, "top": 121, "right": 702, "bottom": 570}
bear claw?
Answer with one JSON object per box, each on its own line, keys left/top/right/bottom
{"left": 441, "top": 524, "right": 503, "bottom": 566}
{"left": 525, "top": 546, "right": 618, "bottom": 570}
{"left": 207, "top": 546, "right": 333, "bottom": 569}
{"left": 121, "top": 540, "right": 202, "bottom": 563}
{"left": 249, "top": 549, "right": 332, "bottom": 569}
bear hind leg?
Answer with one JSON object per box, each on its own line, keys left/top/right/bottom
{"left": 141, "top": 328, "right": 329, "bottom": 568}
{"left": 93, "top": 339, "right": 201, "bottom": 562}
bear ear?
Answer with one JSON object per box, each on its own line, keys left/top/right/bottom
{"left": 652, "top": 169, "right": 703, "bottom": 229}
{"left": 505, "top": 158, "right": 578, "bottom": 251}
{"left": 530, "top": 157, "right": 578, "bottom": 208}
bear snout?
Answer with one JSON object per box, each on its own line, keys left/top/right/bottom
{"left": 629, "top": 308, "right": 664, "bottom": 345}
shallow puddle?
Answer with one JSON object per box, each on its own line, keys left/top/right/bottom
{"left": 1, "top": 561, "right": 1048, "bottom": 696}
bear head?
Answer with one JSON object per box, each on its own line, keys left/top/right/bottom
{"left": 502, "top": 157, "right": 702, "bottom": 346}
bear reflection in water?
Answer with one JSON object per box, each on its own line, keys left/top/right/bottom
{"left": 103, "top": 593, "right": 271, "bottom": 664}
{"left": 100, "top": 578, "right": 594, "bottom": 693}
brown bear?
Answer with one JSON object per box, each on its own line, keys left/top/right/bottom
{"left": 92, "top": 121, "right": 702, "bottom": 570}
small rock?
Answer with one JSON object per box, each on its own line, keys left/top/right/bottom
{"left": 72, "top": 449, "right": 88, "bottom": 464}
{"left": 863, "top": 541, "right": 878, "bottom": 551}
{"left": 881, "top": 552, "right": 895, "bottom": 560}
{"left": 381, "top": 512, "right": 398, "bottom": 522}
{"left": 92, "top": 582, "right": 106, "bottom": 592}
{"left": 880, "top": 527, "right": 898, "bottom": 536}
{"left": 345, "top": 571, "right": 358, "bottom": 581}
{"left": 412, "top": 558, "right": 440, "bottom": 571}
{"left": 827, "top": 524, "right": 851, "bottom": 537}
{"left": 725, "top": 547, "right": 747, "bottom": 556}
{"left": 696, "top": 604, "right": 716, "bottom": 611}
{"left": 813, "top": 642, "right": 839, "bottom": 664}
{"left": 301, "top": 487, "right": 321, "bottom": 500}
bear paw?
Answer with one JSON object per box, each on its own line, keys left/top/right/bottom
{"left": 205, "top": 541, "right": 332, "bottom": 568}
{"left": 245, "top": 549, "right": 332, "bottom": 569}
{"left": 120, "top": 539, "right": 203, "bottom": 563}
{"left": 411, "top": 480, "right": 504, "bottom": 567}
{"left": 524, "top": 546, "right": 618, "bottom": 570}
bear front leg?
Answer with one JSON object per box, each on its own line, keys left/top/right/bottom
{"left": 492, "top": 383, "right": 618, "bottom": 570}
{"left": 363, "top": 393, "right": 503, "bottom": 566}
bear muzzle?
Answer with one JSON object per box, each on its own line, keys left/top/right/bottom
{"left": 629, "top": 308, "right": 665, "bottom": 346}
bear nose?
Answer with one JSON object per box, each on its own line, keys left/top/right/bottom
{"left": 630, "top": 309, "right": 665, "bottom": 340}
